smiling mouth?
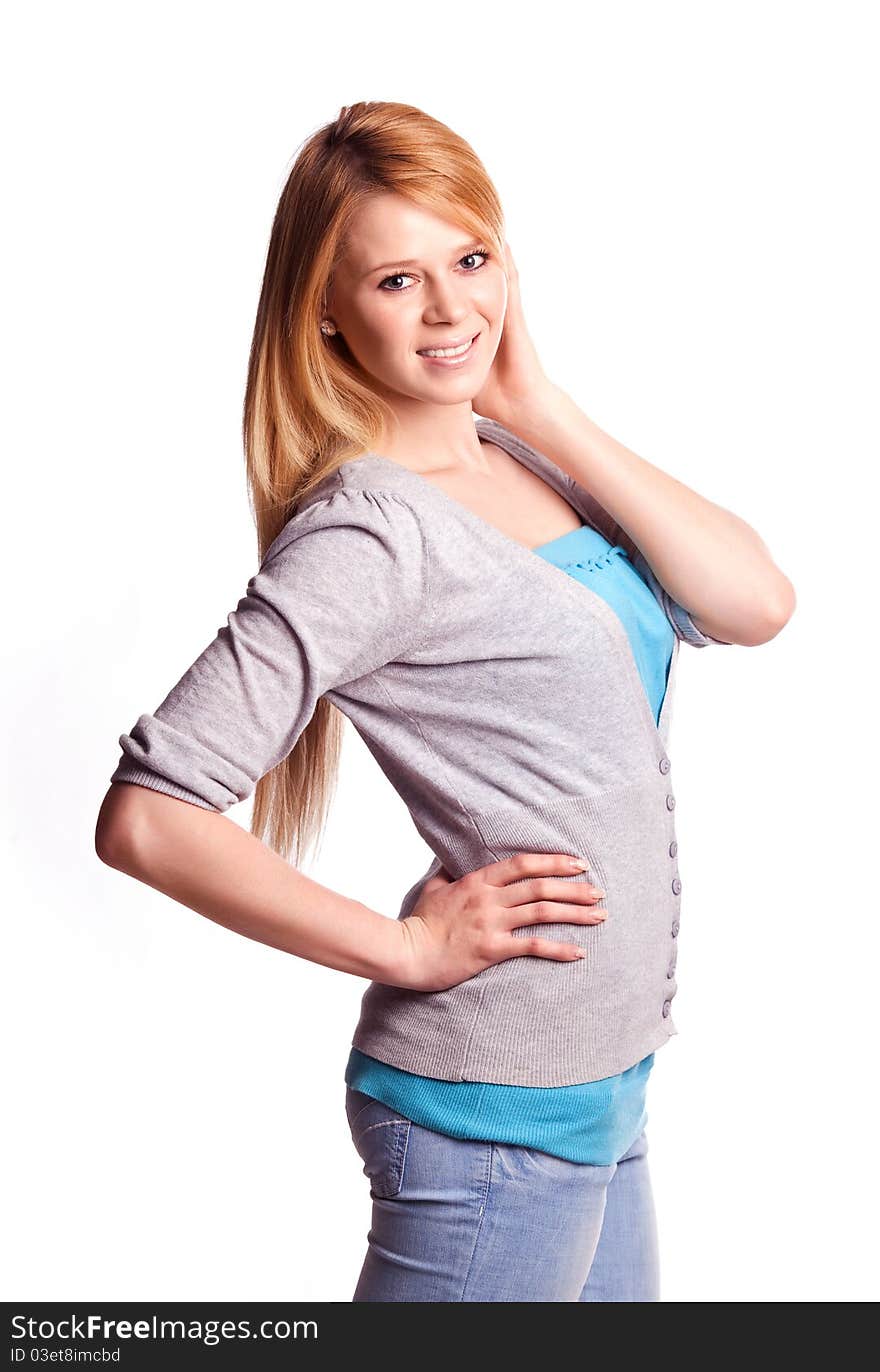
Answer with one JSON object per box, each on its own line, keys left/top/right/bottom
{"left": 417, "top": 333, "right": 479, "bottom": 359}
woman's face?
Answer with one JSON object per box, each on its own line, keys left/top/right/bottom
{"left": 324, "top": 192, "right": 508, "bottom": 408}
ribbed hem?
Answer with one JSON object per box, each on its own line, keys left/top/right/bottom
{"left": 343, "top": 1045, "right": 655, "bottom": 1164}
{"left": 350, "top": 1019, "right": 677, "bottom": 1087}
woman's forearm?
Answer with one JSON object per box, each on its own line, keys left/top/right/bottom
{"left": 95, "top": 781, "right": 409, "bottom": 985}
{"left": 508, "top": 385, "right": 796, "bottom": 646}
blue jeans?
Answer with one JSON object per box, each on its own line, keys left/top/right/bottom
{"left": 345, "top": 1085, "right": 660, "bottom": 1302}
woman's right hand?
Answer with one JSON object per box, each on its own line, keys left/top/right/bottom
{"left": 395, "top": 853, "right": 608, "bottom": 993}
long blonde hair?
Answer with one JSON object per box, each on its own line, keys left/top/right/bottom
{"left": 243, "top": 100, "right": 504, "bottom": 867}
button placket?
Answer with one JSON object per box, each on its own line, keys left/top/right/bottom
{"left": 659, "top": 754, "right": 680, "bottom": 1017}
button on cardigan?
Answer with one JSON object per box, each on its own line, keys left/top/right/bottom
{"left": 110, "top": 417, "right": 729, "bottom": 1087}
{"left": 344, "top": 519, "right": 675, "bottom": 1164}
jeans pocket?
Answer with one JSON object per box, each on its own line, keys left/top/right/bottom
{"left": 345, "top": 1087, "right": 412, "bottom": 1200}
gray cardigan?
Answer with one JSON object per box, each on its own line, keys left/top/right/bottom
{"left": 110, "top": 418, "right": 729, "bottom": 1086}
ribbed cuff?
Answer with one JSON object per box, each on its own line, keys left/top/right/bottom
{"left": 109, "top": 760, "right": 220, "bottom": 811}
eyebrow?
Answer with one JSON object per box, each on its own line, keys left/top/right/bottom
{"left": 361, "top": 241, "right": 481, "bottom": 280}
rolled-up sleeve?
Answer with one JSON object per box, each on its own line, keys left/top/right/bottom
{"left": 629, "top": 550, "right": 731, "bottom": 648}
{"left": 565, "top": 474, "right": 731, "bottom": 649}
{"left": 110, "top": 490, "right": 430, "bottom": 811}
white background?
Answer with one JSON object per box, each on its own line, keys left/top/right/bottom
{"left": 3, "top": 0, "right": 877, "bottom": 1303}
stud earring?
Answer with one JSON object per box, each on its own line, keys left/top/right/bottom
{"left": 320, "top": 320, "right": 337, "bottom": 336}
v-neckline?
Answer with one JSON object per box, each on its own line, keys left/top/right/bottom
{"left": 362, "top": 426, "right": 581, "bottom": 556}
{"left": 350, "top": 418, "right": 677, "bottom": 760}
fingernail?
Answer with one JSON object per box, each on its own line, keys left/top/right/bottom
{"left": 590, "top": 888, "right": 606, "bottom": 898}
{"left": 568, "top": 858, "right": 589, "bottom": 871}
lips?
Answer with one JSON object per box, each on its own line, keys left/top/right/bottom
{"left": 417, "top": 333, "right": 479, "bottom": 357}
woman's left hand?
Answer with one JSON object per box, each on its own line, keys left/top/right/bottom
{"left": 472, "top": 241, "right": 558, "bottom": 425}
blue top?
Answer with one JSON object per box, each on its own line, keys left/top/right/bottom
{"left": 345, "top": 521, "right": 676, "bottom": 1164}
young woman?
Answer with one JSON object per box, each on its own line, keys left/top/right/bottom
{"left": 95, "top": 101, "right": 795, "bottom": 1302}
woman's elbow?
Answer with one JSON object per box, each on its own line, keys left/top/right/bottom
{"left": 740, "top": 576, "right": 797, "bottom": 646}
{"left": 759, "top": 575, "right": 797, "bottom": 642}
{"left": 94, "top": 782, "right": 154, "bottom": 873}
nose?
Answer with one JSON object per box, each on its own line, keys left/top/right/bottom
{"left": 422, "top": 277, "right": 472, "bottom": 325}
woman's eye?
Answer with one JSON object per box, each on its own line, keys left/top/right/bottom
{"left": 379, "top": 249, "right": 490, "bottom": 293}
{"left": 379, "top": 271, "right": 417, "bottom": 293}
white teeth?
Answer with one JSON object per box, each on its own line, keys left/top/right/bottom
{"left": 419, "top": 336, "right": 475, "bottom": 358}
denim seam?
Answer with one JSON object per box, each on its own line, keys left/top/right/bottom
{"left": 458, "top": 1143, "right": 495, "bottom": 1301}
{"left": 393, "top": 1122, "right": 411, "bottom": 1195}
{"left": 358, "top": 1118, "right": 409, "bottom": 1137}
